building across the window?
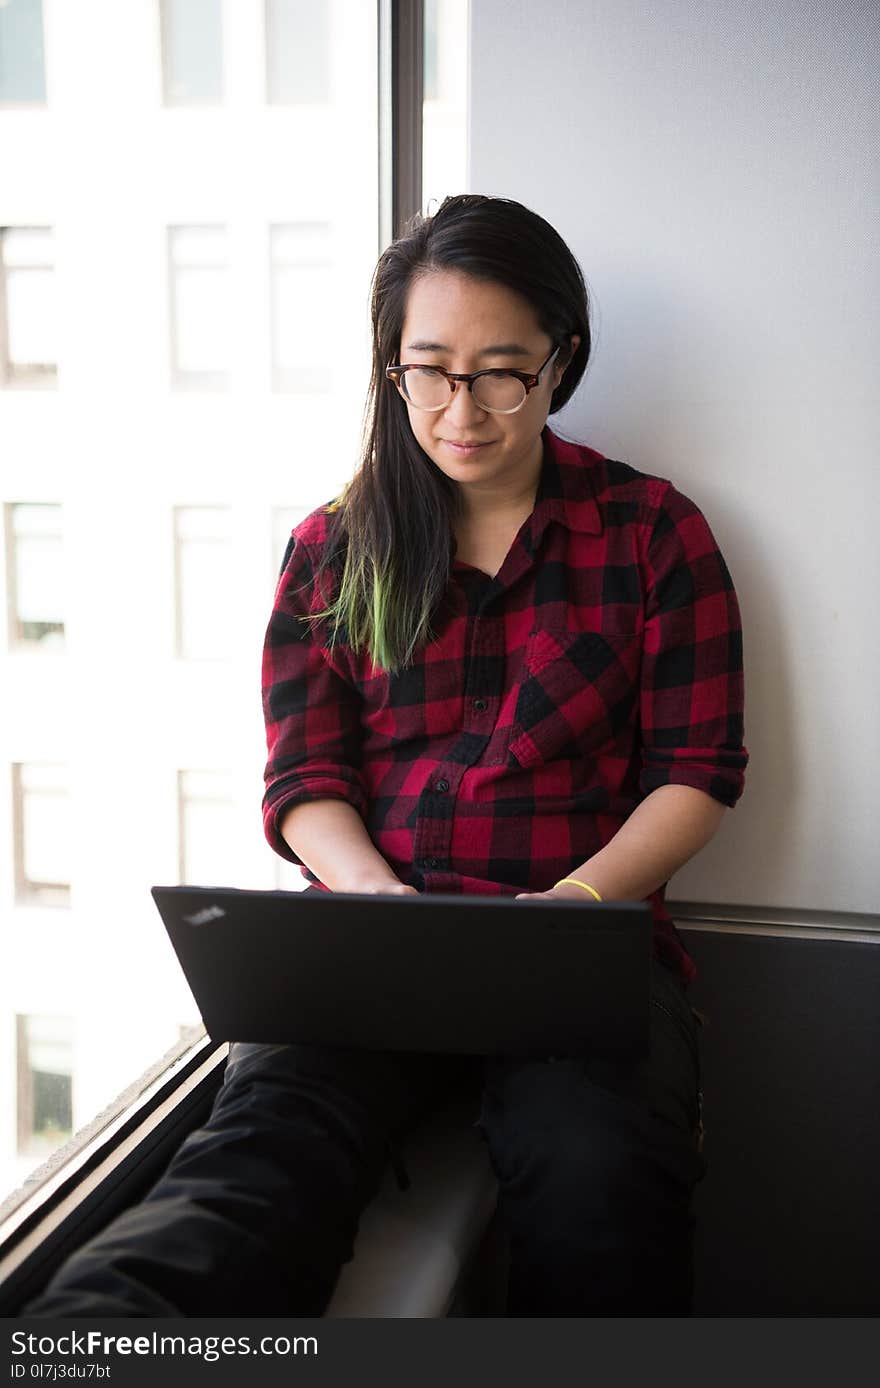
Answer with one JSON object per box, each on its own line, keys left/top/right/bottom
{"left": 0, "top": 0, "right": 393, "bottom": 1209}
{"left": 0, "top": 229, "right": 57, "bottom": 388}
{"left": 16, "top": 1015, "right": 73, "bottom": 1157}
{"left": 167, "top": 226, "right": 229, "bottom": 391}
{"left": 271, "top": 505, "right": 308, "bottom": 578}
{"left": 421, "top": 0, "right": 468, "bottom": 214}
{"left": 160, "top": 0, "right": 223, "bottom": 106}
{"left": 177, "top": 769, "right": 236, "bottom": 887}
{"left": 0, "top": 0, "right": 46, "bottom": 106}
{"left": 12, "top": 763, "right": 71, "bottom": 907}
{"left": 265, "top": 0, "right": 331, "bottom": 105}
{"left": 270, "top": 223, "right": 333, "bottom": 393}
{"left": 173, "top": 505, "right": 234, "bottom": 661}
{"left": 4, "top": 503, "right": 64, "bottom": 650}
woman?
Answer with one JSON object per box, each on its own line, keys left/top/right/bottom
{"left": 27, "top": 194, "right": 747, "bottom": 1317}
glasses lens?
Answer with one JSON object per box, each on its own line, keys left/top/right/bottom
{"left": 400, "top": 367, "right": 450, "bottom": 410}
{"left": 472, "top": 373, "right": 527, "bottom": 413}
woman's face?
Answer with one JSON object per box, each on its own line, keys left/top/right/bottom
{"left": 395, "top": 269, "right": 577, "bottom": 501}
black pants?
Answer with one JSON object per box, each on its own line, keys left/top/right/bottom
{"left": 24, "top": 960, "right": 704, "bottom": 1318}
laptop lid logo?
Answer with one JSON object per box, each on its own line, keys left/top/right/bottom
{"left": 183, "top": 905, "right": 227, "bottom": 927}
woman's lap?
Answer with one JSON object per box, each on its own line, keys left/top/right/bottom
{"left": 24, "top": 961, "right": 703, "bottom": 1316}
{"left": 476, "top": 958, "right": 705, "bottom": 1313}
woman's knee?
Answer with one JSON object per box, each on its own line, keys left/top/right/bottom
{"left": 481, "top": 1053, "right": 704, "bottom": 1220}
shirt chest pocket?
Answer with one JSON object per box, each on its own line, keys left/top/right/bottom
{"left": 507, "top": 627, "right": 642, "bottom": 770}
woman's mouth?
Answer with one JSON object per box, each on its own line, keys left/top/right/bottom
{"left": 442, "top": 439, "right": 491, "bottom": 457}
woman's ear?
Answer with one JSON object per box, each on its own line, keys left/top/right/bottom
{"left": 555, "top": 334, "right": 581, "bottom": 384}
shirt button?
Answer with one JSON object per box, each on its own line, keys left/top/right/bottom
{"left": 472, "top": 698, "right": 488, "bottom": 712}
{"left": 422, "top": 857, "right": 440, "bottom": 869}
{"left": 435, "top": 779, "right": 449, "bottom": 793}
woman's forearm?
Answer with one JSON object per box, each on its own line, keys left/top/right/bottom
{"left": 282, "top": 785, "right": 725, "bottom": 900}
{"left": 279, "top": 799, "right": 413, "bottom": 894}
{"left": 561, "top": 784, "right": 726, "bottom": 902}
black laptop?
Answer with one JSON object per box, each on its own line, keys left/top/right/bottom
{"left": 152, "top": 886, "right": 653, "bottom": 1059}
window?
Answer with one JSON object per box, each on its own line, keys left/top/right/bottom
{"left": 4, "top": 503, "right": 64, "bottom": 649}
{"left": 269, "top": 505, "right": 309, "bottom": 895}
{"left": 177, "top": 770, "right": 236, "bottom": 886}
{"left": 271, "top": 505, "right": 308, "bottom": 579}
{"left": 0, "top": 0, "right": 387, "bottom": 1217}
{"left": 0, "top": 0, "right": 46, "bottom": 106}
{"left": 16, "top": 1016, "right": 73, "bottom": 1157}
{"left": 422, "top": 0, "right": 468, "bottom": 213}
{"left": 0, "top": 228, "right": 57, "bottom": 387}
{"left": 424, "top": 0, "right": 440, "bottom": 100}
{"left": 265, "top": 0, "right": 331, "bottom": 105}
{"left": 12, "top": 764, "right": 71, "bottom": 907}
{"left": 173, "top": 506, "right": 233, "bottom": 660}
{"left": 168, "top": 226, "right": 229, "bottom": 390}
{"left": 270, "top": 223, "right": 333, "bottom": 393}
{"left": 160, "top": 0, "right": 223, "bottom": 106}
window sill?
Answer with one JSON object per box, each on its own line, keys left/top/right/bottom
{"left": 0, "top": 1028, "right": 227, "bottom": 1314}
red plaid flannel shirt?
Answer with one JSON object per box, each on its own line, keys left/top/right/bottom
{"left": 262, "top": 428, "right": 748, "bottom": 982}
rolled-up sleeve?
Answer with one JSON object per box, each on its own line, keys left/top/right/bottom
{"left": 261, "top": 536, "right": 366, "bottom": 862}
{"left": 639, "top": 483, "right": 748, "bottom": 807}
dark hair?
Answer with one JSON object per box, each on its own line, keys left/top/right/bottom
{"left": 314, "top": 194, "right": 592, "bottom": 671}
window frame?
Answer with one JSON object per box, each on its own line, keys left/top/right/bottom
{"left": 379, "top": 0, "right": 424, "bottom": 244}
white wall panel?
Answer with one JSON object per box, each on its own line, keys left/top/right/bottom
{"left": 469, "top": 0, "right": 879, "bottom": 913}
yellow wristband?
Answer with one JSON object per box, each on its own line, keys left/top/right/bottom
{"left": 554, "top": 877, "right": 603, "bottom": 902}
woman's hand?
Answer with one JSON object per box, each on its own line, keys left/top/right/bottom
{"left": 281, "top": 801, "right": 420, "bottom": 895}
{"left": 520, "top": 786, "right": 727, "bottom": 904}
{"left": 515, "top": 883, "right": 590, "bottom": 902}
{"left": 354, "top": 881, "right": 420, "bottom": 896}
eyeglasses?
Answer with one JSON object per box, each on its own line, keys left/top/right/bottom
{"left": 385, "top": 346, "right": 560, "bottom": 415}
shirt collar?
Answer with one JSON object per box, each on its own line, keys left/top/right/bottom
{"left": 530, "top": 427, "right": 603, "bottom": 540}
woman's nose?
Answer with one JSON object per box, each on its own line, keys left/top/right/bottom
{"left": 443, "top": 380, "right": 488, "bottom": 427}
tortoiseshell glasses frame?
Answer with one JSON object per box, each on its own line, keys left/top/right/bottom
{"left": 385, "top": 346, "right": 560, "bottom": 415}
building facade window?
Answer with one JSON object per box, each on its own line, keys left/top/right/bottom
{"left": 160, "top": 0, "right": 223, "bottom": 106}
{"left": 422, "top": 0, "right": 468, "bottom": 213}
{"left": 167, "top": 226, "right": 229, "bottom": 390}
{"left": 173, "top": 505, "right": 233, "bottom": 660}
{"left": 4, "top": 502, "right": 64, "bottom": 649}
{"left": 265, "top": 0, "right": 331, "bottom": 105}
{"left": 270, "top": 223, "right": 333, "bottom": 393}
{"left": 424, "top": 0, "right": 440, "bottom": 101}
{"left": 177, "top": 769, "right": 236, "bottom": 886}
{"left": 0, "top": 228, "right": 57, "bottom": 387}
{"left": 271, "top": 505, "right": 308, "bottom": 579}
{"left": 12, "top": 763, "right": 71, "bottom": 907}
{"left": 16, "top": 1015, "right": 74, "bottom": 1157}
{"left": 0, "top": 0, "right": 46, "bottom": 106}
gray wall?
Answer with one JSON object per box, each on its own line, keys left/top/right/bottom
{"left": 469, "top": 0, "right": 879, "bottom": 917}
